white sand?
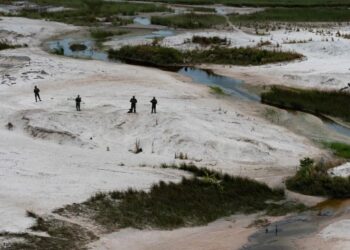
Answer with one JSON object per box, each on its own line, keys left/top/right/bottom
{"left": 0, "top": 17, "right": 320, "bottom": 235}
{"left": 159, "top": 27, "right": 350, "bottom": 90}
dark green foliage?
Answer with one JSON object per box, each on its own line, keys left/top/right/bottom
{"left": 191, "top": 36, "right": 230, "bottom": 46}
{"left": 323, "top": 141, "right": 350, "bottom": 159}
{"left": 186, "top": 46, "right": 302, "bottom": 65}
{"left": 190, "top": 6, "right": 216, "bottom": 12}
{"left": 286, "top": 158, "right": 350, "bottom": 198}
{"left": 129, "top": 0, "right": 350, "bottom": 7}
{"left": 59, "top": 164, "right": 285, "bottom": 230}
{"left": 151, "top": 13, "right": 226, "bottom": 29}
{"left": 108, "top": 45, "right": 183, "bottom": 66}
{"left": 230, "top": 7, "right": 350, "bottom": 22}
{"left": 52, "top": 46, "right": 64, "bottom": 55}
{"left": 4, "top": 217, "right": 97, "bottom": 250}
{"left": 14, "top": 1, "right": 169, "bottom": 26}
{"left": 261, "top": 86, "right": 350, "bottom": 121}
{"left": 69, "top": 43, "right": 87, "bottom": 51}
{"left": 0, "top": 40, "right": 19, "bottom": 50}
{"left": 108, "top": 45, "right": 302, "bottom": 67}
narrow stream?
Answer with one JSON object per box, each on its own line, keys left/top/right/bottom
{"left": 44, "top": 35, "right": 350, "bottom": 138}
{"left": 43, "top": 29, "right": 350, "bottom": 250}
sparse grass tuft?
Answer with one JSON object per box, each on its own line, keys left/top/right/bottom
{"left": 210, "top": 86, "right": 226, "bottom": 95}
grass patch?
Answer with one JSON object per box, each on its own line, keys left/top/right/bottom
{"left": 56, "top": 163, "right": 289, "bottom": 230}
{"left": 108, "top": 45, "right": 302, "bottom": 67}
{"left": 230, "top": 7, "right": 350, "bottom": 23}
{"left": 286, "top": 157, "right": 350, "bottom": 198}
{"left": 14, "top": 1, "right": 170, "bottom": 26}
{"left": 0, "top": 39, "right": 21, "bottom": 50}
{"left": 323, "top": 141, "right": 350, "bottom": 159}
{"left": 151, "top": 13, "right": 226, "bottom": 29}
{"left": 190, "top": 36, "right": 230, "bottom": 46}
{"left": 4, "top": 215, "right": 97, "bottom": 250}
{"left": 130, "top": 0, "right": 350, "bottom": 7}
{"left": 90, "top": 29, "right": 129, "bottom": 40}
{"left": 210, "top": 86, "right": 226, "bottom": 95}
{"left": 108, "top": 45, "right": 183, "bottom": 67}
{"left": 190, "top": 6, "right": 216, "bottom": 12}
{"left": 261, "top": 86, "right": 350, "bottom": 122}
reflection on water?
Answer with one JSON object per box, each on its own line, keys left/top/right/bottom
{"left": 133, "top": 16, "right": 151, "bottom": 26}
{"left": 45, "top": 34, "right": 350, "bottom": 139}
{"left": 178, "top": 67, "right": 260, "bottom": 102}
{"left": 46, "top": 38, "right": 108, "bottom": 61}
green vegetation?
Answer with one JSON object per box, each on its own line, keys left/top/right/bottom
{"left": 210, "top": 86, "right": 226, "bottom": 95}
{"left": 191, "top": 36, "right": 230, "bottom": 46}
{"left": 52, "top": 46, "right": 64, "bottom": 55}
{"left": 323, "top": 141, "right": 350, "bottom": 159}
{"left": 0, "top": 40, "right": 20, "bottom": 50}
{"left": 129, "top": 0, "right": 350, "bottom": 7}
{"left": 286, "top": 158, "right": 350, "bottom": 198}
{"left": 261, "top": 86, "right": 350, "bottom": 122}
{"left": 69, "top": 43, "right": 87, "bottom": 51}
{"left": 55, "top": 163, "right": 296, "bottom": 230}
{"left": 2, "top": 215, "right": 97, "bottom": 250}
{"left": 108, "top": 45, "right": 302, "bottom": 67}
{"left": 151, "top": 13, "right": 226, "bottom": 29}
{"left": 15, "top": 1, "right": 170, "bottom": 26}
{"left": 90, "top": 29, "right": 129, "bottom": 40}
{"left": 108, "top": 45, "right": 183, "bottom": 67}
{"left": 230, "top": 8, "right": 350, "bottom": 23}
{"left": 191, "top": 6, "right": 216, "bottom": 12}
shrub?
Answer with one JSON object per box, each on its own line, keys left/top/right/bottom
{"left": 151, "top": 13, "right": 226, "bottom": 29}
{"left": 57, "top": 164, "right": 287, "bottom": 230}
{"left": 191, "top": 36, "right": 230, "bottom": 46}
{"left": 261, "top": 86, "right": 350, "bottom": 122}
{"left": 286, "top": 157, "right": 350, "bottom": 198}
{"left": 108, "top": 45, "right": 303, "bottom": 67}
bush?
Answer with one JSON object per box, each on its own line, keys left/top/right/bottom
{"left": 230, "top": 7, "right": 350, "bottom": 23}
{"left": 108, "top": 45, "right": 183, "bottom": 66}
{"left": 58, "top": 164, "right": 286, "bottom": 230}
{"left": 191, "top": 36, "right": 230, "bottom": 46}
{"left": 0, "top": 40, "right": 20, "bottom": 50}
{"left": 286, "top": 157, "right": 350, "bottom": 198}
{"left": 151, "top": 13, "right": 226, "bottom": 29}
{"left": 108, "top": 45, "right": 303, "bottom": 67}
{"left": 261, "top": 86, "right": 350, "bottom": 122}
{"left": 15, "top": 1, "right": 169, "bottom": 26}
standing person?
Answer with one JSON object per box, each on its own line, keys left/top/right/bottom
{"left": 130, "top": 96, "right": 137, "bottom": 113}
{"left": 34, "top": 86, "right": 41, "bottom": 102}
{"left": 150, "top": 97, "right": 157, "bottom": 114}
{"left": 75, "top": 95, "right": 82, "bottom": 111}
